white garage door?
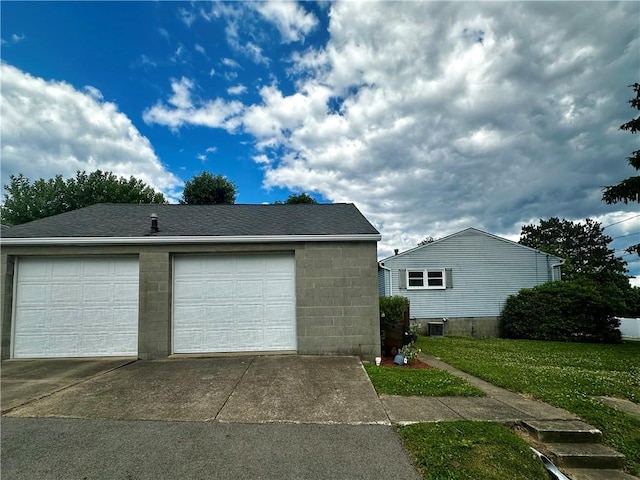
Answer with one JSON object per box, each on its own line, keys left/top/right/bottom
{"left": 13, "top": 257, "right": 139, "bottom": 358}
{"left": 173, "top": 254, "right": 296, "bottom": 353}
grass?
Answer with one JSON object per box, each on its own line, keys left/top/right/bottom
{"left": 416, "top": 336, "right": 640, "bottom": 475}
{"left": 397, "top": 421, "right": 549, "bottom": 480}
{"left": 364, "top": 364, "right": 484, "bottom": 397}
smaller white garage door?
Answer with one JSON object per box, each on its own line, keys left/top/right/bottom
{"left": 173, "top": 254, "right": 296, "bottom": 353}
{"left": 13, "top": 257, "right": 139, "bottom": 358}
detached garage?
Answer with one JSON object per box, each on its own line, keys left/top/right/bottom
{"left": 1, "top": 203, "right": 381, "bottom": 360}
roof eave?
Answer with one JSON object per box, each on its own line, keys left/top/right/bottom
{"left": 0, "top": 234, "right": 381, "bottom": 247}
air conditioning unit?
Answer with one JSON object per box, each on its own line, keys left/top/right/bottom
{"left": 428, "top": 322, "right": 444, "bottom": 337}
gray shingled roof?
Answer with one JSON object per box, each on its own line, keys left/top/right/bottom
{"left": 1, "top": 203, "right": 380, "bottom": 238}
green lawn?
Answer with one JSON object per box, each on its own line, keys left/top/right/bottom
{"left": 364, "top": 364, "right": 484, "bottom": 397}
{"left": 398, "top": 421, "right": 549, "bottom": 480}
{"left": 416, "top": 336, "right": 640, "bottom": 475}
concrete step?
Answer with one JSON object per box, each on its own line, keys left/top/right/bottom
{"left": 565, "top": 468, "right": 640, "bottom": 480}
{"left": 547, "top": 443, "right": 625, "bottom": 469}
{"left": 521, "top": 419, "right": 603, "bottom": 443}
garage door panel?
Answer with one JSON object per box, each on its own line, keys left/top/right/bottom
{"left": 82, "top": 283, "right": 113, "bottom": 303}
{"left": 17, "top": 335, "right": 49, "bottom": 354}
{"left": 265, "top": 304, "right": 294, "bottom": 324}
{"left": 206, "top": 328, "right": 234, "bottom": 350}
{"left": 48, "top": 335, "right": 80, "bottom": 356}
{"left": 50, "top": 310, "right": 80, "bottom": 331}
{"left": 173, "top": 254, "right": 296, "bottom": 353}
{"left": 15, "top": 310, "right": 47, "bottom": 331}
{"left": 235, "top": 304, "right": 263, "bottom": 321}
{"left": 174, "top": 330, "right": 204, "bottom": 353}
{"left": 14, "top": 257, "right": 139, "bottom": 358}
{"left": 18, "top": 283, "right": 50, "bottom": 305}
{"left": 174, "top": 281, "right": 204, "bottom": 300}
{"left": 205, "top": 280, "right": 231, "bottom": 301}
{"left": 52, "top": 284, "right": 80, "bottom": 303}
{"left": 265, "top": 279, "right": 294, "bottom": 298}
{"left": 268, "top": 328, "right": 296, "bottom": 348}
{"left": 53, "top": 261, "right": 81, "bottom": 278}
{"left": 236, "top": 280, "right": 263, "bottom": 298}
{"left": 114, "top": 283, "right": 138, "bottom": 302}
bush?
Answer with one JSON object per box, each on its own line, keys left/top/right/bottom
{"left": 500, "top": 280, "right": 622, "bottom": 343}
{"left": 379, "top": 295, "right": 409, "bottom": 331}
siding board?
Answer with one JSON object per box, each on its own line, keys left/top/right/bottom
{"left": 380, "top": 228, "right": 562, "bottom": 319}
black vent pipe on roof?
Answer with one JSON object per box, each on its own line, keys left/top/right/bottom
{"left": 150, "top": 213, "right": 159, "bottom": 233}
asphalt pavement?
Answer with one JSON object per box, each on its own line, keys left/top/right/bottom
{"left": 2, "top": 417, "right": 421, "bottom": 480}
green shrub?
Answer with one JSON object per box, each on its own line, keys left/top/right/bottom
{"left": 500, "top": 280, "right": 622, "bottom": 343}
{"left": 379, "top": 295, "right": 409, "bottom": 330}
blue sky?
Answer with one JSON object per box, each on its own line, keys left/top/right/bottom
{"left": 1, "top": 1, "right": 639, "bottom": 282}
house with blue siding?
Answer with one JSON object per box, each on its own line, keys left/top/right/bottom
{"left": 378, "top": 228, "right": 564, "bottom": 337}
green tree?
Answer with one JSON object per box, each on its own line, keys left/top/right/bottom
{"left": 602, "top": 83, "right": 640, "bottom": 256}
{"left": 275, "top": 193, "right": 318, "bottom": 204}
{"left": 180, "top": 172, "right": 236, "bottom": 205}
{"left": 1, "top": 170, "right": 166, "bottom": 225}
{"left": 519, "top": 217, "right": 627, "bottom": 283}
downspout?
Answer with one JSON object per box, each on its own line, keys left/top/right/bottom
{"left": 379, "top": 262, "right": 393, "bottom": 295}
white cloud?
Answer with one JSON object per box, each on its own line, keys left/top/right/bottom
{"left": 158, "top": 28, "right": 170, "bottom": 41}
{"left": 205, "top": 146, "right": 217, "bottom": 154}
{"left": 143, "top": 77, "right": 244, "bottom": 131}
{"left": 227, "top": 84, "right": 247, "bottom": 96}
{"left": 2, "top": 33, "right": 26, "bottom": 45}
{"left": 146, "top": 2, "right": 638, "bottom": 278}
{"left": 221, "top": 57, "right": 241, "bottom": 69}
{"left": 247, "top": 2, "right": 639, "bottom": 260}
{"left": 83, "top": 85, "right": 104, "bottom": 101}
{"left": 195, "top": 43, "right": 207, "bottom": 57}
{"left": 131, "top": 54, "right": 157, "bottom": 70}
{"left": 253, "top": 1, "right": 318, "bottom": 43}
{"left": 179, "top": 8, "right": 196, "bottom": 28}
{"left": 0, "top": 64, "right": 182, "bottom": 201}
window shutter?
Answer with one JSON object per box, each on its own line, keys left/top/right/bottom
{"left": 398, "top": 269, "right": 406, "bottom": 289}
{"left": 445, "top": 268, "right": 453, "bottom": 288}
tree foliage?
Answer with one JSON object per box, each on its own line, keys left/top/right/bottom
{"left": 602, "top": 83, "right": 640, "bottom": 256}
{"left": 379, "top": 295, "right": 409, "bottom": 331}
{"left": 180, "top": 172, "right": 236, "bottom": 205}
{"left": 602, "top": 83, "right": 640, "bottom": 205}
{"left": 519, "top": 217, "right": 627, "bottom": 283}
{"left": 274, "top": 193, "right": 318, "bottom": 204}
{"left": 500, "top": 280, "right": 623, "bottom": 343}
{"left": 1, "top": 170, "right": 166, "bottom": 225}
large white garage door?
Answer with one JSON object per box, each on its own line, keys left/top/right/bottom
{"left": 13, "top": 257, "right": 139, "bottom": 358}
{"left": 173, "top": 254, "right": 296, "bottom": 353}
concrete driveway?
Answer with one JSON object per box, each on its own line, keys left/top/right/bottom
{"left": 1, "top": 358, "right": 135, "bottom": 412}
{"left": 3, "top": 355, "right": 390, "bottom": 425}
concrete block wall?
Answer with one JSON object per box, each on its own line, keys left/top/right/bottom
{"left": 0, "top": 254, "right": 15, "bottom": 359}
{"left": 296, "top": 242, "right": 380, "bottom": 360}
{"left": 138, "top": 252, "right": 171, "bottom": 359}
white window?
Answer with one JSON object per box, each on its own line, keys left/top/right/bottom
{"left": 406, "top": 269, "right": 446, "bottom": 289}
